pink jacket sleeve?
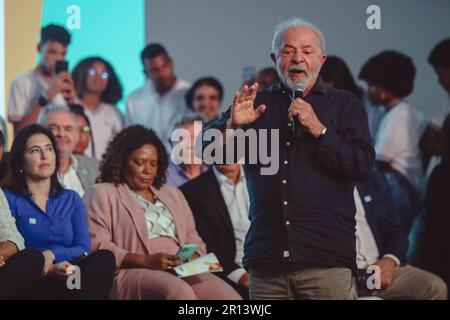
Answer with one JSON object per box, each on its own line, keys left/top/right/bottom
{"left": 83, "top": 185, "right": 129, "bottom": 268}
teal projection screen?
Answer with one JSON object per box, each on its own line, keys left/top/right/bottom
{"left": 40, "top": 0, "right": 146, "bottom": 113}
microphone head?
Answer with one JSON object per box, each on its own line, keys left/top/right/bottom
{"left": 292, "top": 83, "right": 305, "bottom": 99}
{"left": 292, "top": 82, "right": 305, "bottom": 93}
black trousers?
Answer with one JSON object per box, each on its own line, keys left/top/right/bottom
{"left": 23, "top": 249, "right": 116, "bottom": 300}
{"left": 0, "top": 249, "right": 45, "bottom": 299}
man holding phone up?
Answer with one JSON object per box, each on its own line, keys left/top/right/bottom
{"left": 8, "top": 24, "right": 77, "bottom": 135}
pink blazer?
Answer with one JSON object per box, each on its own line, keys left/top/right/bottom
{"left": 83, "top": 182, "right": 207, "bottom": 299}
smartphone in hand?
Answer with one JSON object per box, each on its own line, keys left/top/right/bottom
{"left": 176, "top": 243, "right": 198, "bottom": 263}
{"left": 55, "top": 60, "right": 69, "bottom": 74}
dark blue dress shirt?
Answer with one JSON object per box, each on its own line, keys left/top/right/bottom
{"left": 202, "top": 78, "right": 375, "bottom": 272}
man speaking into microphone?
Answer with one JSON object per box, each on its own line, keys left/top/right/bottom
{"left": 201, "top": 17, "right": 375, "bottom": 299}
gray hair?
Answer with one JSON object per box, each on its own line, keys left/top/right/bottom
{"left": 170, "top": 112, "right": 207, "bottom": 133}
{"left": 271, "top": 17, "right": 326, "bottom": 54}
{"left": 37, "top": 103, "right": 78, "bottom": 128}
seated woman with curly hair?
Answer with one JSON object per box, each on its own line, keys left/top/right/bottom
{"left": 83, "top": 125, "right": 241, "bottom": 300}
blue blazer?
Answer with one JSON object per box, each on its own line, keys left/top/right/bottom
{"left": 356, "top": 171, "right": 409, "bottom": 264}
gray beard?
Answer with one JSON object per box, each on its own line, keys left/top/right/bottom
{"left": 278, "top": 68, "right": 319, "bottom": 91}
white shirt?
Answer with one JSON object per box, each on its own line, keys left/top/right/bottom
{"left": 83, "top": 102, "right": 123, "bottom": 160}
{"left": 375, "top": 100, "right": 426, "bottom": 193}
{"left": 58, "top": 155, "right": 85, "bottom": 197}
{"left": 7, "top": 69, "right": 67, "bottom": 123}
{"left": 125, "top": 78, "right": 190, "bottom": 151}
{"left": 213, "top": 166, "right": 250, "bottom": 284}
{"left": 363, "top": 98, "right": 386, "bottom": 142}
{"left": 134, "top": 193, "right": 178, "bottom": 241}
{"left": 354, "top": 188, "right": 400, "bottom": 269}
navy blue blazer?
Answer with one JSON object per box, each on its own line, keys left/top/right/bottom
{"left": 356, "top": 171, "right": 409, "bottom": 264}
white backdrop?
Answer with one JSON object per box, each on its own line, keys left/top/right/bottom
{"left": 146, "top": 0, "right": 450, "bottom": 119}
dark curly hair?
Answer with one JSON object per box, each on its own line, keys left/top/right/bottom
{"left": 4, "top": 124, "right": 62, "bottom": 196}
{"left": 359, "top": 50, "right": 416, "bottom": 98}
{"left": 72, "top": 56, "right": 123, "bottom": 105}
{"left": 98, "top": 125, "right": 168, "bottom": 188}
{"left": 429, "top": 38, "right": 450, "bottom": 68}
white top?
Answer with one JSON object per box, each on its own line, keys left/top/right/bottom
{"left": 83, "top": 102, "right": 123, "bottom": 160}
{"left": 375, "top": 101, "right": 426, "bottom": 193}
{"left": 363, "top": 98, "right": 386, "bottom": 141}
{"left": 354, "top": 188, "right": 400, "bottom": 269}
{"left": 0, "top": 189, "right": 25, "bottom": 250}
{"left": 213, "top": 166, "right": 250, "bottom": 284}
{"left": 125, "top": 78, "right": 190, "bottom": 151}
{"left": 134, "top": 193, "right": 178, "bottom": 241}
{"left": 7, "top": 69, "right": 67, "bottom": 123}
{"left": 57, "top": 155, "right": 85, "bottom": 197}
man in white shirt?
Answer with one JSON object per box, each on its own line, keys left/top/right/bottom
{"left": 8, "top": 24, "right": 77, "bottom": 136}
{"left": 38, "top": 105, "right": 99, "bottom": 197}
{"left": 180, "top": 164, "right": 250, "bottom": 299}
{"left": 354, "top": 171, "right": 447, "bottom": 300}
{"left": 125, "top": 43, "right": 190, "bottom": 151}
{"left": 359, "top": 51, "right": 426, "bottom": 232}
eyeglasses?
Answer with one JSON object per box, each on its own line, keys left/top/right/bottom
{"left": 80, "top": 126, "right": 91, "bottom": 133}
{"left": 87, "top": 68, "right": 109, "bottom": 79}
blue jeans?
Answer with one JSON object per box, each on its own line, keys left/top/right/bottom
{"left": 384, "top": 171, "right": 421, "bottom": 234}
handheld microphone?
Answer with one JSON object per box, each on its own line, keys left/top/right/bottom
{"left": 291, "top": 83, "right": 305, "bottom": 136}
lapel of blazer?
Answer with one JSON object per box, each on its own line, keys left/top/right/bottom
{"left": 74, "top": 155, "right": 94, "bottom": 191}
{"left": 356, "top": 183, "right": 377, "bottom": 234}
{"left": 150, "top": 185, "right": 184, "bottom": 245}
{"left": 116, "top": 183, "right": 153, "bottom": 254}
{"left": 203, "top": 169, "right": 234, "bottom": 236}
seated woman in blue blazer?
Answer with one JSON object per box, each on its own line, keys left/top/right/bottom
{"left": 3, "top": 124, "right": 115, "bottom": 299}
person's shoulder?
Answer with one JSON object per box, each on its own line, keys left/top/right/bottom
{"left": 176, "top": 78, "right": 191, "bottom": 90}
{"left": 98, "top": 103, "right": 123, "bottom": 121}
{"left": 2, "top": 188, "right": 18, "bottom": 201}
{"left": 57, "top": 188, "right": 83, "bottom": 203}
{"left": 74, "top": 154, "right": 100, "bottom": 167}
{"left": 127, "top": 83, "right": 151, "bottom": 101}
{"left": 85, "top": 182, "right": 119, "bottom": 198}
{"left": 157, "top": 183, "right": 187, "bottom": 202}
{"left": 100, "top": 102, "right": 121, "bottom": 114}
{"left": 11, "top": 70, "right": 35, "bottom": 84}
{"left": 390, "top": 101, "right": 423, "bottom": 124}
{"left": 180, "top": 169, "right": 212, "bottom": 193}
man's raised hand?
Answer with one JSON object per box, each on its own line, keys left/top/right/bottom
{"left": 229, "top": 83, "right": 266, "bottom": 129}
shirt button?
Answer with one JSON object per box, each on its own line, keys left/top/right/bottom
{"left": 282, "top": 179, "right": 287, "bottom": 184}
{"left": 283, "top": 201, "right": 288, "bottom": 206}
{"left": 286, "top": 220, "right": 291, "bottom": 226}
{"left": 286, "top": 141, "right": 291, "bottom": 146}
{"left": 284, "top": 160, "right": 288, "bottom": 165}
{"left": 288, "top": 122, "right": 292, "bottom": 127}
